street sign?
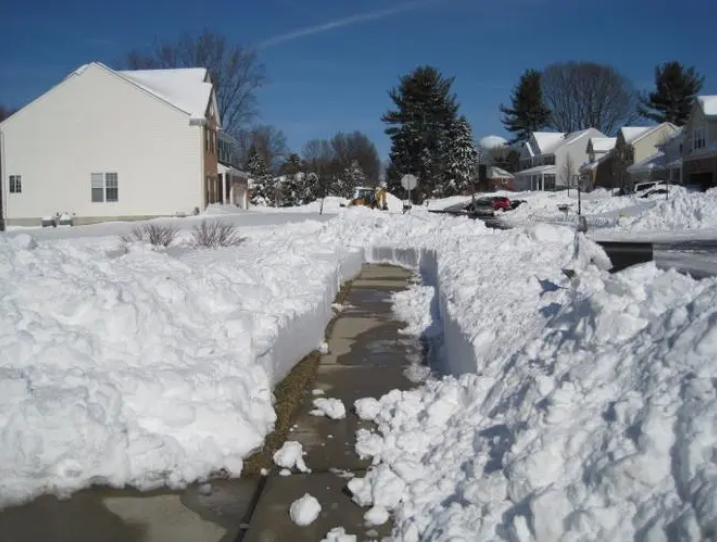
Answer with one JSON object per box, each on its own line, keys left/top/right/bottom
{"left": 401, "top": 174, "right": 418, "bottom": 191}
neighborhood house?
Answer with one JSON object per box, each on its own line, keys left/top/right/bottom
{"left": 0, "top": 62, "right": 244, "bottom": 226}
{"left": 514, "top": 128, "right": 605, "bottom": 191}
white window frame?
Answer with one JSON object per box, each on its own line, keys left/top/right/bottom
{"left": 91, "top": 172, "right": 119, "bottom": 203}
{"left": 693, "top": 124, "right": 706, "bottom": 151}
{"left": 105, "top": 172, "right": 119, "bottom": 202}
{"left": 9, "top": 175, "right": 22, "bottom": 194}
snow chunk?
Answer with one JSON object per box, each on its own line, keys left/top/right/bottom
{"left": 311, "top": 398, "right": 346, "bottom": 419}
{"left": 364, "top": 505, "right": 390, "bottom": 526}
{"left": 354, "top": 398, "right": 381, "bottom": 421}
{"left": 289, "top": 493, "right": 321, "bottom": 526}
{"left": 321, "top": 527, "right": 357, "bottom": 542}
{"left": 273, "top": 441, "right": 310, "bottom": 473}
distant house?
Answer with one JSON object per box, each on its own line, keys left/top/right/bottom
{"left": 627, "top": 128, "right": 684, "bottom": 185}
{"left": 681, "top": 96, "right": 717, "bottom": 190}
{"left": 514, "top": 129, "right": 606, "bottom": 191}
{"left": 0, "top": 62, "right": 222, "bottom": 226}
{"left": 486, "top": 166, "right": 514, "bottom": 191}
{"left": 217, "top": 132, "right": 249, "bottom": 209}
{"left": 611, "top": 123, "right": 679, "bottom": 191}
{"left": 580, "top": 137, "right": 617, "bottom": 190}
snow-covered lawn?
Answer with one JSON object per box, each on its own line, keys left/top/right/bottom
{"left": 2, "top": 202, "right": 717, "bottom": 542}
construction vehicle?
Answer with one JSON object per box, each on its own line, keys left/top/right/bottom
{"left": 347, "top": 186, "right": 388, "bottom": 210}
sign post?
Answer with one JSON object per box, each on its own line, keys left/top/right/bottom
{"left": 401, "top": 174, "right": 418, "bottom": 203}
{"left": 400, "top": 174, "right": 418, "bottom": 214}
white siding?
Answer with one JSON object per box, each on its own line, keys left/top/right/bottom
{"left": 555, "top": 128, "right": 606, "bottom": 187}
{"left": 1, "top": 64, "right": 203, "bottom": 222}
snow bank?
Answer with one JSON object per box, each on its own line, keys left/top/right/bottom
{"left": 351, "top": 250, "right": 717, "bottom": 540}
{"left": 617, "top": 187, "right": 717, "bottom": 230}
{"left": 0, "top": 223, "right": 363, "bottom": 508}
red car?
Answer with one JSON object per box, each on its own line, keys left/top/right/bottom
{"left": 475, "top": 196, "right": 512, "bottom": 212}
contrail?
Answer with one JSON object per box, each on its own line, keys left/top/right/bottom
{"left": 258, "top": 0, "right": 441, "bottom": 48}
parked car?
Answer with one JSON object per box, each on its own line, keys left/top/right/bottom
{"left": 639, "top": 187, "right": 669, "bottom": 199}
{"left": 633, "top": 180, "right": 666, "bottom": 195}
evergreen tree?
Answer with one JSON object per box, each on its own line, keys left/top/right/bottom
{"left": 639, "top": 61, "right": 704, "bottom": 126}
{"left": 500, "top": 69, "right": 551, "bottom": 144}
{"left": 382, "top": 66, "right": 460, "bottom": 201}
{"left": 278, "top": 153, "right": 303, "bottom": 206}
{"left": 444, "top": 116, "right": 478, "bottom": 195}
{"left": 246, "top": 145, "right": 275, "bottom": 206}
{"left": 335, "top": 160, "right": 366, "bottom": 199}
{"left": 301, "top": 172, "right": 320, "bottom": 203}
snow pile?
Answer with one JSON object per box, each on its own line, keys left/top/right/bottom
{"left": 311, "top": 398, "right": 347, "bottom": 419}
{"left": 616, "top": 187, "right": 717, "bottom": 231}
{"left": 350, "top": 262, "right": 717, "bottom": 541}
{"left": 273, "top": 441, "right": 310, "bottom": 473}
{"left": 0, "top": 223, "right": 363, "bottom": 508}
{"left": 321, "top": 527, "right": 357, "bottom": 541}
{"left": 289, "top": 493, "right": 322, "bottom": 526}
{"left": 354, "top": 398, "right": 381, "bottom": 421}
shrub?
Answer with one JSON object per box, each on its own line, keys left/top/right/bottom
{"left": 191, "top": 220, "right": 245, "bottom": 248}
{"left": 120, "top": 224, "right": 178, "bottom": 248}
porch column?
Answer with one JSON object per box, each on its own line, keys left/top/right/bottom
{"left": 541, "top": 172, "right": 545, "bottom": 191}
{"left": 222, "top": 174, "right": 228, "bottom": 205}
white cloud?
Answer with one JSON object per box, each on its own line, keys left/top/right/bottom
{"left": 258, "top": 0, "right": 443, "bottom": 48}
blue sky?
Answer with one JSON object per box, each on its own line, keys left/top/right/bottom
{"left": 1, "top": 0, "right": 715, "bottom": 158}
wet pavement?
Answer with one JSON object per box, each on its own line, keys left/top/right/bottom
{"left": 241, "top": 264, "right": 420, "bottom": 542}
{"left": 0, "top": 265, "right": 419, "bottom": 542}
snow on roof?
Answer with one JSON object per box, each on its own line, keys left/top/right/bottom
{"left": 478, "top": 135, "right": 508, "bottom": 150}
{"left": 514, "top": 164, "right": 557, "bottom": 176}
{"left": 698, "top": 96, "right": 717, "bottom": 118}
{"left": 589, "top": 137, "right": 617, "bottom": 153}
{"left": 487, "top": 166, "right": 514, "bottom": 179}
{"left": 532, "top": 132, "right": 566, "bottom": 153}
{"left": 117, "top": 67, "right": 214, "bottom": 122}
{"left": 620, "top": 126, "right": 651, "bottom": 143}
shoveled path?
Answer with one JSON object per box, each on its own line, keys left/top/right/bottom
{"left": 240, "top": 264, "right": 420, "bottom": 542}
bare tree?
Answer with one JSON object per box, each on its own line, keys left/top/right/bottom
{"left": 236, "top": 125, "right": 288, "bottom": 173}
{"left": 329, "top": 131, "right": 381, "bottom": 183}
{"left": 561, "top": 154, "right": 577, "bottom": 190}
{"left": 542, "top": 62, "right": 639, "bottom": 135}
{"left": 123, "top": 29, "right": 266, "bottom": 135}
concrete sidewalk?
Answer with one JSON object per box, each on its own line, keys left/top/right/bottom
{"left": 0, "top": 265, "right": 419, "bottom": 542}
{"left": 241, "top": 264, "right": 420, "bottom": 542}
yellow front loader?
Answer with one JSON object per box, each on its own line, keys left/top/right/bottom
{"left": 347, "top": 186, "right": 388, "bottom": 210}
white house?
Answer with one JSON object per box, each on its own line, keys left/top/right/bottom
{"left": 0, "top": 62, "right": 228, "bottom": 226}
{"left": 514, "top": 128, "right": 606, "bottom": 191}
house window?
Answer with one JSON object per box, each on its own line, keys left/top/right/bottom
{"left": 91, "top": 173, "right": 104, "bottom": 202}
{"left": 205, "top": 127, "right": 210, "bottom": 151}
{"left": 693, "top": 125, "right": 706, "bottom": 151}
{"left": 91, "top": 172, "right": 119, "bottom": 202}
{"left": 9, "top": 175, "right": 22, "bottom": 193}
{"left": 105, "top": 173, "right": 119, "bottom": 202}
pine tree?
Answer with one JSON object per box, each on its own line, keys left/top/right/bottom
{"left": 639, "top": 61, "right": 704, "bottom": 126}
{"left": 247, "top": 145, "right": 275, "bottom": 206}
{"left": 500, "top": 69, "right": 551, "bottom": 144}
{"left": 382, "top": 66, "right": 460, "bottom": 201}
{"left": 278, "top": 154, "right": 303, "bottom": 206}
{"left": 444, "top": 116, "right": 478, "bottom": 196}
